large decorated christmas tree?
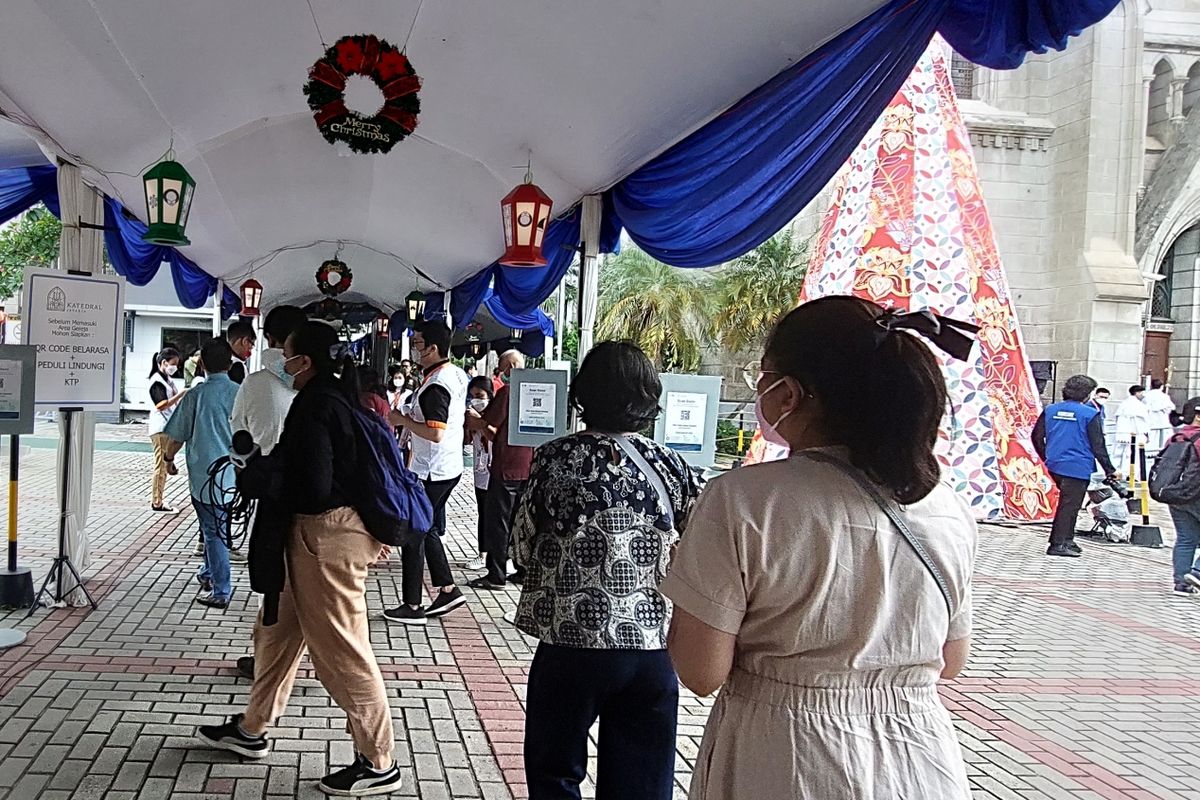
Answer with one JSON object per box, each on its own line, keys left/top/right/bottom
{"left": 748, "top": 39, "right": 1055, "bottom": 521}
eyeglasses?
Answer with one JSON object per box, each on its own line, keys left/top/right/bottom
{"left": 741, "top": 361, "right": 782, "bottom": 391}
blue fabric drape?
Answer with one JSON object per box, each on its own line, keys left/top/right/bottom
{"left": 611, "top": 0, "right": 1118, "bottom": 268}
{"left": 103, "top": 197, "right": 239, "bottom": 316}
{"left": 0, "top": 165, "right": 59, "bottom": 225}
{"left": 482, "top": 289, "right": 555, "bottom": 338}
{"left": 939, "top": 0, "right": 1120, "bottom": 70}
{"left": 610, "top": 0, "right": 948, "bottom": 267}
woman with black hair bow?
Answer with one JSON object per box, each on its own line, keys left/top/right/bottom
{"left": 196, "top": 321, "right": 401, "bottom": 798}
{"left": 663, "top": 297, "right": 977, "bottom": 799}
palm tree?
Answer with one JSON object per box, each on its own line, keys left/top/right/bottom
{"left": 597, "top": 247, "right": 711, "bottom": 371}
{"left": 711, "top": 229, "right": 810, "bottom": 355}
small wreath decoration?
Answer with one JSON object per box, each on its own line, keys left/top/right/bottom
{"left": 303, "top": 34, "right": 421, "bottom": 155}
{"left": 316, "top": 259, "right": 353, "bottom": 297}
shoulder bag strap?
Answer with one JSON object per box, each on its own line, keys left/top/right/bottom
{"left": 608, "top": 434, "right": 675, "bottom": 530}
{"left": 798, "top": 450, "right": 953, "bottom": 615}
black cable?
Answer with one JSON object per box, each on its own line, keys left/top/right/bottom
{"left": 199, "top": 457, "right": 256, "bottom": 550}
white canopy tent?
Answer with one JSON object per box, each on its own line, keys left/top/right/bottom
{"left": 0, "top": 0, "right": 886, "bottom": 305}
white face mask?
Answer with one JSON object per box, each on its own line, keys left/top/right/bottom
{"left": 754, "top": 378, "right": 793, "bottom": 447}
{"left": 467, "top": 397, "right": 488, "bottom": 412}
{"left": 162, "top": 364, "right": 178, "bottom": 377}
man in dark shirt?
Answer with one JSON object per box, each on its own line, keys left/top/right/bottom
{"left": 467, "top": 350, "right": 534, "bottom": 589}
{"left": 1032, "top": 374, "right": 1117, "bottom": 558}
{"left": 226, "top": 320, "right": 257, "bottom": 385}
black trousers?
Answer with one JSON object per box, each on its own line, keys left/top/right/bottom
{"left": 474, "top": 486, "right": 488, "bottom": 554}
{"left": 483, "top": 479, "right": 526, "bottom": 584}
{"left": 1050, "top": 473, "right": 1089, "bottom": 546}
{"left": 401, "top": 475, "right": 460, "bottom": 606}
{"left": 524, "top": 643, "right": 678, "bottom": 800}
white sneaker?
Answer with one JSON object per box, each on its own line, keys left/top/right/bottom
{"left": 192, "top": 541, "right": 205, "bottom": 556}
{"left": 463, "top": 556, "right": 486, "bottom": 571}
{"left": 229, "top": 549, "right": 248, "bottom": 564}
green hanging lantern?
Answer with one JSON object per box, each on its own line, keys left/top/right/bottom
{"left": 142, "top": 158, "right": 196, "bottom": 246}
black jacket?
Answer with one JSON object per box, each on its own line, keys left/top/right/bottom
{"left": 238, "top": 376, "right": 362, "bottom": 623}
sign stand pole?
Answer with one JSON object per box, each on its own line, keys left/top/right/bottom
{"left": 27, "top": 408, "right": 98, "bottom": 615}
{"left": 0, "top": 432, "right": 34, "bottom": 615}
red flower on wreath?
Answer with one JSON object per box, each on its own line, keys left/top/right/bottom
{"left": 336, "top": 38, "right": 366, "bottom": 74}
{"left": 377, "top": 50, "right": 411, "bottom": 82}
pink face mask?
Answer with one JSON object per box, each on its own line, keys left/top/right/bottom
{"left": 755, "top": 378, "right": 793, "bottom": 447}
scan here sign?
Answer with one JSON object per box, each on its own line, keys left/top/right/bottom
{"left": 22, "top": 268, "right": 125, "bottom": 410}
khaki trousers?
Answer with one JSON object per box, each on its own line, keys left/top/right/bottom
{"left": 150, "top": 433, "right": 171, "bottom": 507}
{"left": 243, "top": 507, "right": 394, "bottom": 763}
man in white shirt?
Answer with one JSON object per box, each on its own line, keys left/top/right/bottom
{"left": 384, "top": 322, "right": 469, "bottom": 626}
{"left": 229, "top": 304, "right": 308, "bottom": 680}
{"left": 230, "top": 306, "right": 307, "bottom": 455}
{"left": 1114, "top": 384, "right": 1151, "bottom": 475}
{"left": 1143, "top": 379, "right": 1177, "bottom": 452}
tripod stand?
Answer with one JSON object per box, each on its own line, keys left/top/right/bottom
{"left": 27, "top": 408, "right": 97, "bottom": 616}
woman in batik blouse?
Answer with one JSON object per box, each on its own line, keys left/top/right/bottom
{"left": 513, "top": 341, "right": 701, "bottom": 800}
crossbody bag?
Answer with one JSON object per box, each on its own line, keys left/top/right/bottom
{"left": 607, "top": 433, "right": 676, "bottom": 530}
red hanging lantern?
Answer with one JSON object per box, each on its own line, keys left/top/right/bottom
{"left": 375, "top": 312, "right": 390, "bottom": 339}
{"left": 499, "top": 177, "right": 552, "bottom": 267}
{"left": 239, "top": 278, "right": 264, "bottom": 317}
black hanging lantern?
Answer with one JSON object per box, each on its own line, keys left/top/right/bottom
{"left": 405, "top": 290, "right": 426, "bottom": 326}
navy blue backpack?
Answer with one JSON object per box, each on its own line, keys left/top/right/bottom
{"left": 333, "top": 394, "right": 434, "bottom": 545}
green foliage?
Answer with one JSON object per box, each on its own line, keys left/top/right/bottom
{"left": 596, "top": 248, "right": 711, "bottom": 372}
{"left": 716, "top": 418, "right": 743, "bottom": 456}
{"left": 0, "top": 205, "right": 61, "bottom": 298}
{"left": 711, "top": 228, "right": 810, "bottom": 356}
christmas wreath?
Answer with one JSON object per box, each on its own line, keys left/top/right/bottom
{"left": 316, "top": 259, "right": 353, "bottom": 296}
{"left": 303, "top": 34, "right": 421, "bottom": 155}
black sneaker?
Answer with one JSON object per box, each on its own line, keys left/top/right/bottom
{"left": 236, "top": 656, "right": 255, "bottom": 680}
{"left": 382, "top": 605, "right": 427, "bottom": 626}
{"left": 319, "top": 754, "right": 402, "bottom": 796}
{"left": 426, "top": 587, "right": 466, "bottom": 618}
{"left": 1046, "top": 544, "right": 1081, "bottom": 558}
{"left": 1065, "top": 541, "right": 1083, "bottom": 554}
{"left": 151, "top": 504, "right": 178, "bottom": 514}
{"left": 468, "top": 576, "right": 505, "bottom": 591}
{"left": 196, "top": 714, "right": 270, "bottom": 759}
{"left": 1174, "top": 583, "right": 1200, "bottom": 597}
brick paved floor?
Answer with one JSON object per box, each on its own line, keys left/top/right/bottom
{"left": 1, "top": 424, "right": 1199, "bottom": 798}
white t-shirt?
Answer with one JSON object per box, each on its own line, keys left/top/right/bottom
{"left": 229, "top": 348, "right": 297, "bottom": 455}
{"left": 407, "top": 362, "right": 469, "bottom": 481}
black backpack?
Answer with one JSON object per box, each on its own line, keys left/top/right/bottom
{"left": 1149, "top": 432, "right": 1200, "bottom": 505}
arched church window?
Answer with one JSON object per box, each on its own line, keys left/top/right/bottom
{"left": 1148, "top": 58, "right": 1175, "bottom": 135}
{"left": 1184, "top": 61, "right": 1200, "bottom": 117}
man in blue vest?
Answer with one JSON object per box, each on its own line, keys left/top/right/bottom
{"left": 1032, "top": 374, "right": 1118, "bottom": 558}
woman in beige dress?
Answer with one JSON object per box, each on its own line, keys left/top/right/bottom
{"left": 662, "top": 296, "right": 977, "bottom": 799}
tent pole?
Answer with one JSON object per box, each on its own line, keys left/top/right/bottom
{"left": 213, "top": 280, "right": 224, "bottom": 337}
{"left": 555, "top": 278, "right": 566, "bottom": 361}
{"left": 576, "top": 194, "right": 602, "bottom": 364}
